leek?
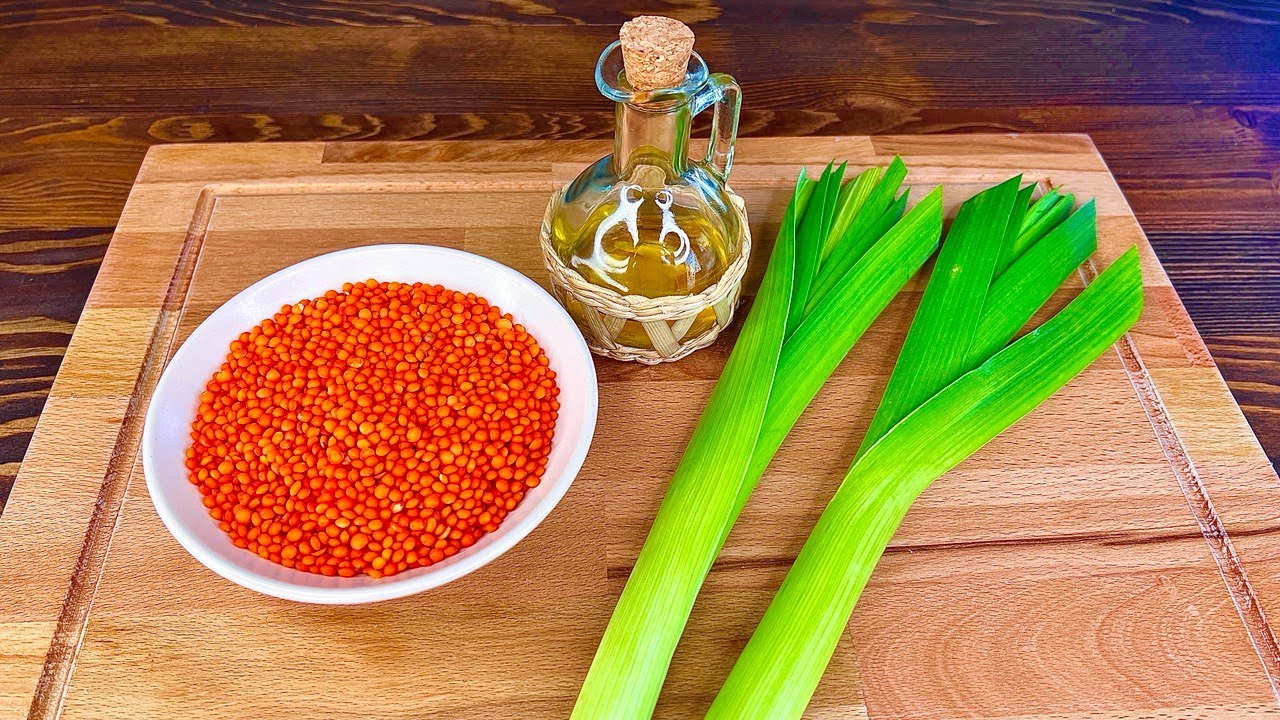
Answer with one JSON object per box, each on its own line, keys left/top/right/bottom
{"left": 573, "top": 167, "right": 1131, "bottom": 720}
{"left": 706, "top": 247, "right": 1143, "bottom": 719}
{"left": 569, "top": 172, "right": 798, "bottom": 720}
{"left": 571, "top": 161, "right": 943, "bottom": 720}
{"left": 706, "top": 176, "right": 1143, "bottom": 719}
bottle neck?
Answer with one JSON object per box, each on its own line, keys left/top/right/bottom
{"left": 612, "top": 100, "right": 691, "bottom": 178}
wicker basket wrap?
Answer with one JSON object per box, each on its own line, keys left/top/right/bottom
{"left": 540, "top": 195, "right": 751, "bottom": 364}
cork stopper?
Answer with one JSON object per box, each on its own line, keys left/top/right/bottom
{"left": 619, "top": 16, "right": 695, "bottom": 91}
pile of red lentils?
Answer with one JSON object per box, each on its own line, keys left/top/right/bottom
{"left": 186, "top": 279, "right": 560, "bottom": 578}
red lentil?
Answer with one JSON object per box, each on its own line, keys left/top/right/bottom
{"left": 185, "top": 279, "right": 560, "bottom": 579}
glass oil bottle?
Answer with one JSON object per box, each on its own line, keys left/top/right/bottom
{"left": 540, "top": 16, "right": 747, "bottom": 363}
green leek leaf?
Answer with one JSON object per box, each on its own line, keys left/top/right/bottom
{"left": 971, "top": 200, "right": 1097, "bottom": 363}
{"left": 788, "top": 163, "right": 842, "bottom": 335}
{"left": 1019, "top": 188, "right": 1061, "bottom": 233}
{"left": 822, "top": 165, "right": 880, "bottom": 259}
{"left": 858, "top": 175, "right": 1022, "bottom": 453}
{"left": 994, "top": 182, "right": 1037, "bottom": 276}
{"left": 808, "top": 158, "right": 908, "bottom": 308}
{"left": 807, "top": 191, "right": 908, "bottom": 314}
{"left": 749, "top": 188, "right": 943, "bottom": 485}
{"left": 842, "top": 157, "right": 908, "bottom": 253}
{"left": 1011, "top": 190, "right": 1074, "bottom": 263}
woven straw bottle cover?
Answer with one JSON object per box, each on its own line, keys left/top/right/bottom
{"left": 540, "top": 16, "right": 747, "bottom": 364}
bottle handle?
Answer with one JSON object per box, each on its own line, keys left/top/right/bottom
{"left": 691, "top": 73, "right": 741, "bottom": 181}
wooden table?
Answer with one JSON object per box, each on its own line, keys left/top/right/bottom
{"left": 0, "top": 4, "right": 1276, "bottom": 515}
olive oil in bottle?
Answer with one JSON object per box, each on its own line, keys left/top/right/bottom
{"left": 540, "top": 17, "right": 747, "bottom": 363}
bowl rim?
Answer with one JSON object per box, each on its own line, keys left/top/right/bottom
{"left": 142, "top": 243, "right": 598, "bottom": 604}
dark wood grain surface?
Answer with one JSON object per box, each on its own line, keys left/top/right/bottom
{"left": 0, "top": 1, "right": 1277, "bottom": 512}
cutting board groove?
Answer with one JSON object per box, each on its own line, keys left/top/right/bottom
{"left": 1109, "top": 277, "right": 1280, "bottom": 690}
{"left": 27, "top": 187, "right": 221, "bottom": 720}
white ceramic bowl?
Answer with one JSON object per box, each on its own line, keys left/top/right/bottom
{"left": 143, "top": 244, "right": 598, "bottom": 604}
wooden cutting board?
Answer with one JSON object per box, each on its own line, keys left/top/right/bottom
{"left": 2, "top": 135, "right": 1279, "bottom": 720}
